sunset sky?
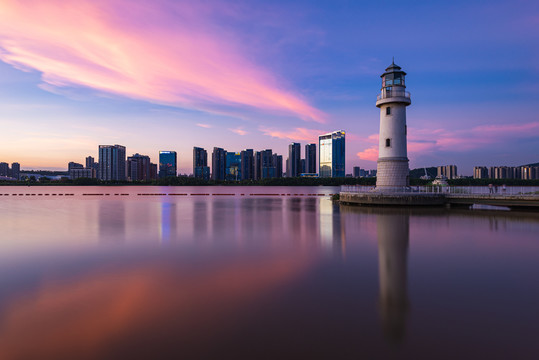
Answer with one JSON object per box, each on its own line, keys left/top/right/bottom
{"left": 1, "top": 0, "right": 538, "bottom": 175}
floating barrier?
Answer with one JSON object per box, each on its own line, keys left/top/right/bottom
{"left": 0, "top": 192, "right": 331, "bottom": 198}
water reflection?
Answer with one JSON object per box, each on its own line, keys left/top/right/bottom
{"left": 98, "top": 200, "right": 125, "bottom": 243}
{"left": 1, "top": 189, "right": 539, "bottom": 358}
{"left": 0, "top": 251, "right": 314, "bottom": 359}
{"left": 193, "top": 200, "right": 209, "bottom": 243}
{"left": 319, "top": 199, "right": 345, "bottom": 258}
{"left": 376, "top": 210, "right": 410, "bottom": 344}
{"left": 159, "top": 202, "right": 177, "bottom": 245}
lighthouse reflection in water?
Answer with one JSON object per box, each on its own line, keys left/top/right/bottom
{"left": 376, "top": 210, "right": 410, "bottom": 343}
{"left": 325, "top": 204, "right": 411, "bottom": 344}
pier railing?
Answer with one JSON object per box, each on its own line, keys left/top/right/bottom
{"left": 341, "top": 185, "right": 539, "bottom": 196}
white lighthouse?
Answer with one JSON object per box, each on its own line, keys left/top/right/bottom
{"left": 375, "top": 61, "right": 411, "bottom": 189}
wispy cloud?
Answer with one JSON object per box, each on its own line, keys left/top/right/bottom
{"left": 0, "top": 0, "right": 325, "bottom": 122}
{"left": 196, "top": 123, "right": 212, "bottom": 129}
{"left": 356, "top": 121, "right": 539, "bottom": 162}
{"left": 229, "top": 127, "right": 247, "bottom": 136}
{"left": 259, "top": 127, "right": 323, "bottom": 142}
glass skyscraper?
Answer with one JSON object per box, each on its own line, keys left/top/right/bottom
{"left": 159, "top": 151, "right": 177, "bottom": 178}
{"left": 319, "top": 130, "right": 345, "bottom": 177}
{"left": 226, "top": 152, "right": 242, "bottom": 181}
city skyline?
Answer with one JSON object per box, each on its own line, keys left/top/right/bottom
{"left": 1, "top": 0, "right": 538, "bottom": 175}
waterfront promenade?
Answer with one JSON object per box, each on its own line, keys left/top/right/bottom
{"left": 340, "top": 185, "right": 539, "bottom": 210}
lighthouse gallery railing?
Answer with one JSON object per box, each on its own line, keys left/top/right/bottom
{"left": 377, "top": 90, "right": 411, "bottom": 101}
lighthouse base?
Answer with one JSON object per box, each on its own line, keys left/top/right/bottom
{"left": 376, "top": 158, "right": 409, "bottom": 189}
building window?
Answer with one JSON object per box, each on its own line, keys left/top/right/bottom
{"left": 386, "top": 107, "right": 391, "bottom": 115}
{"left": 385, "top": 138, "right": 391, "bottom": 147}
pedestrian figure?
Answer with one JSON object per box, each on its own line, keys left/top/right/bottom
{"left": 488, "top": 183, "right": 493, "bottom": 194}
{"left": 502, "top": 184, "right": 507, "bottom": 194}
{"left": 495, "top": 184, "right": 498, "bottom": 194}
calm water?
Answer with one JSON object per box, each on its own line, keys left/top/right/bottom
{"left": 1, "top": 186, "right": 538, "bottom": 359}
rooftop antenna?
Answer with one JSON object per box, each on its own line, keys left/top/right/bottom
{"left": 392, "top": 56, "right": 395, "bottom": 64}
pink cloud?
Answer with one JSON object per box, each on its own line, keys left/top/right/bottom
{"left": 409, "top": 121, "right": 539, "bottom": 153}
{"left": 229, "top": 127, "right": 247, "bottom": 136}
{"left": 356, "top": 121, "right": 539, "bottom": 163}
{"left": 472, "top": 122, "right": 539, "bottom": 134}
{"left": 356, "top": 147, "right": 378, "bottom": 162}
{"left": 259, "top": 127, "right": 323, "bottom": 142}
{"left": 196, "top": 123, "right": 212, "bottom": 129}
{"left": 0, "top": 0, "right": 325, "bottom": 122}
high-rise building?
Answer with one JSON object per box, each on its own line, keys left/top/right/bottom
{"left": 240, "top": 149, "right": 254, "bottom": 180}
{"left": 353, "top": 166, "right": 360, "bottom": 177}
{"left": 0, "top": 162, "right": 8, "bottom": 177}
{"left": 68, "top": 162, "right": 84, "bottom": 172}
{"left": 86, "top": 156, "right": 95, "bottom": 169}
{"left": 521, "top": 166, "right": 539, "bottom": 180}
{"left": 300, "top": 159, "right": 306, "bottom": 174}
{"left": 319, "top": 130, "right": 345, "bottom": 178}
{"left": 85, "top": 156, "right": 98, "bottom": 178}
{"left": 305, "top": 143, "right": 316, "bottom": 174}
{"left": 482, "top": 165, "right": 539, "bottom": 180}
{"left": 159, "top": 151, "right": 177, "bottom": 178}
{"left": 375, "top": 61, "right": 410, "bottom": 188}
{"left": 473, "top": 166, "right": 488, "bottom": 179}
{"left": 127, "top": 153, "right": 151, "bottom": 181}
{"left": 86, "top": 156, "right": 99, "bottom": 178}
{"left": 287, "top": 143, "right": 301, "bottom": 177}
{"left": 11, "top": 162, "right": 20, "bottom": 180}
{"left": 255, "top": 149, "right": 275, "bottom": 180}
{"left": 262, "top": 151, "right": 276, "bottom": 179}
{"left": 226, "top": 152, "right": 242, "bottom": 181}
{"left": 193, "top": 147, "right": 210, "bottom": 180}
{"left": 437, "top": 165, "right": 458, "bottom": 179}
{"left": 98, "top": 145, "right": 126, "bottom": 181}
{"left": 212, "top": 147, "right": 226, "bottom": 181}
{"left": 273, "top": 154, "right": 283, "bottom": 178}
{"left": 150, "top": 163, "right": 158, "bottom": 180}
